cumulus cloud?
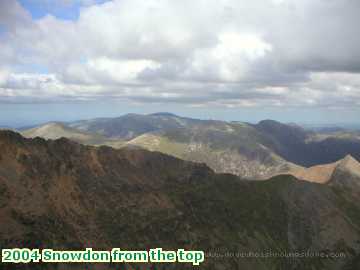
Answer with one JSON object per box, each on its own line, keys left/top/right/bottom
{"left": 0, "top": 0, "right": 359, "bottom": 108}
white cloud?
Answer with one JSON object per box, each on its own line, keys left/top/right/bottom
{"left": 188, "top": 32, "right": 272, "bottom": 81}
{"left": 0, "top": 0, "right": 359, "bottom": 109}
{"left": 87, "top": 58, "right": 160, "bottom": 82}
{"left": 214, "top": 32, "right": 272, "bottom": 61}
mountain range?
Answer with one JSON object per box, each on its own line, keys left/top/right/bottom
{"left": 20, "top": 113, "right": 360, "bottom": 180}
{"left": 0, "top": 130, "right": 360, "bottom": 269}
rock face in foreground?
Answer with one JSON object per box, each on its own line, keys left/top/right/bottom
{"left": 0, "top": 130, "right": 359, "bottom": 270}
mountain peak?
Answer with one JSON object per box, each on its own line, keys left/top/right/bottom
{"left": 337, "top": 154, "right": 360, "bottom": 177}
{"left": 341, "top": 154, "right": 357, "bottom": 163}
{"left": 257, "top": 119, "right": 282, "bottom": 126}
{"left": 150, "top": 112, "right": 179, "bottom": 117}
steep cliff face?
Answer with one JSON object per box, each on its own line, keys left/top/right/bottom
{"left": 0, "top": 131, "right": 359, "bottom": 270}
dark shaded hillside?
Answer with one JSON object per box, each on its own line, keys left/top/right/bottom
{"left": 0, "top": 131, "right": 359, "bottom": 270}
{"left": 255, "top": 120, "right": 360, "bottom": 166}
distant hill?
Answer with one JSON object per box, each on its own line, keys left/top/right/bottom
{"left": 22, "top": 122, "right": 94, "bottom": 141}
{"left": 67, "top": 113, "right": 204, "bottom": 139}
{"left": 21, "top": 122, "right": 126, "bottom": 148}
{"left": 0, "top": 130, "right": 359, "bottom": 270}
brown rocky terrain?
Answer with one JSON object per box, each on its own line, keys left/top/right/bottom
{"left": 0, "top": 130, "right": 359, "bottom": 270}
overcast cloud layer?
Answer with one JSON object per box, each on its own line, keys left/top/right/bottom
{"left": 0, "top": 0, "right": 360, "bottom": 110}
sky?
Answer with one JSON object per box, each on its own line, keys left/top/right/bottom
{"left": 0, "top": 0, "right": 360, "bottom": 127}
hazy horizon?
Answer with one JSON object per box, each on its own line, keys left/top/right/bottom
{"left": 1, "top": 104, "right": 360, "bottom": 130}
